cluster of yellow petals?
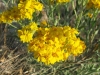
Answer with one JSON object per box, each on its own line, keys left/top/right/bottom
{"left": 17, "top": 22, "right": 38, "bottom": 43}
{"left": 28, "top": 26, "right": 86, "bottom": 65}
{"left": 50, "top": 0, "right": 70, "bottom": 4}
{"left": 18, "top": 0, "right": 43, "bottom": 19}
{"left": 0, "top": 7, "right": 20, "bottom": 23}
{"left": 56, "top": 0, "right": 70, "bottom": 3}
{"left": 0, "top": 0, "right": 43, "bottom": 23}
{"left": 87, "top": 13, "right": 93, "bottom": 18}
{"left": 87, "top": 0, "right": 100, "bottom": 9}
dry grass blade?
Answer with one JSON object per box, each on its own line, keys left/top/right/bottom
{"left": 0, "top": 24, "right": 31, "bottom": 75}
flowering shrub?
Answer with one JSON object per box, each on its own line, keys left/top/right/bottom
{"left": 0, "top": 0, "right": 89, "bottom": 66}
{"left": 0, "top": 0, "right": 100, "bottom": 74}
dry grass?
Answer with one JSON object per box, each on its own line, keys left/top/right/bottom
{"left": 0, "top": 24, "right": 30, "bottom": 75}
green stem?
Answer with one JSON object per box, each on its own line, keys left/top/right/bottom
{"left": 8, "top": 23, "right": 18, "bottom": 29}
{"left": 72, "top": 1, "right": 77, "bottom": 18}
{"left": 76, "top": 11, "right": 83, "bottom": 29}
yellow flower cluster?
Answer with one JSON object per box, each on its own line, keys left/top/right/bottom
{"left": 87, "top": 13, "right": 93, "bottom": 18}
{"left": 0, "top": 7, "right": 20, "bottom": 23}
{"left": 28, "top": 26, "right": 86, "bottom": 65}
{"left": 18, "top": 0, "right": 43, "bottom": 19}
{"left": 87, "top": 0, "right": 100, "bottom": 9}
{"left": 18, "top": 22, "right": 38, "bottom": 43}
{"left": 0, "top": 0, "right": 43, "bottom": 23}
{"left": 50, "top": 0, "right": 70, "bottom": 4}
{"left": 56, "top": 0, "right": 70, "bottom": 3}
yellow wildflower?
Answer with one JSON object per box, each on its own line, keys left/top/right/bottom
{"left": 18, "top": 30, "right": 33, "bottom": 43}
{"left": 57, "top": 0, "right": 70, "bottom": 3}
{"left": 18, "top": 22, "right": 38, "bottom": 43}
{"left": 50, "top": 0, "right": 70, "bottom": 4}
{"left": 87, "top": 0, "right": 100, "bottom": 9}
{"left": 87, "top": 13, "right": 93, "bottom": 18}
{"left": 40, "top": 20, "right": 48, "bottom": 26}
{"left": 0, "top": 0, "right": 43, "bottom": 23}
{"left": 18, "top": 0, "right": 43, "bottom": 20}
{"left": 28, "top": 26, "right": 86, "bottom": 65}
